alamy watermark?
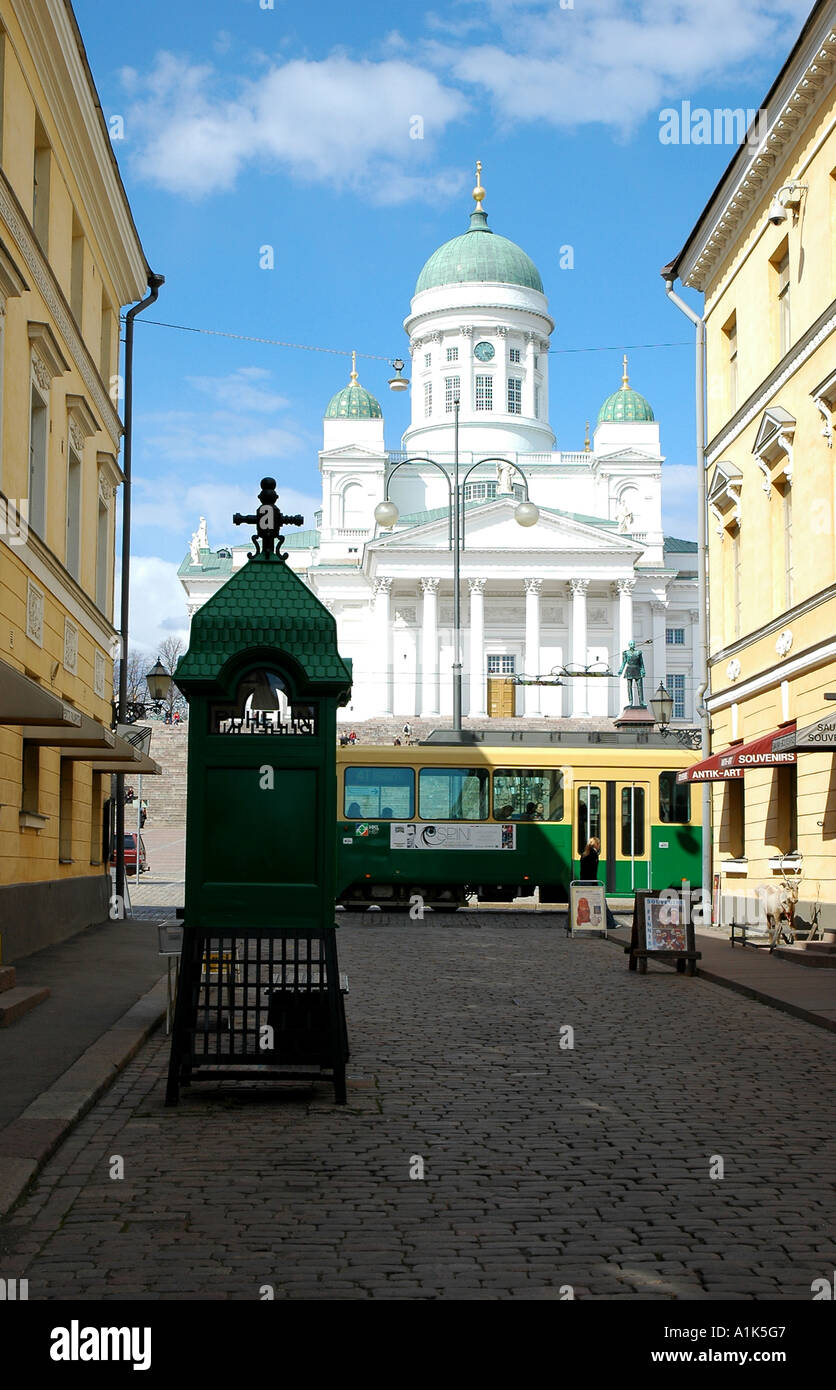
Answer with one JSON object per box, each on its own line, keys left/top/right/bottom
{"left": 659, "top": 103, "right": 767, "bottom": 147}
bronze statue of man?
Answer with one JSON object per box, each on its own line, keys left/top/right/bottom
{"left": 618, "top": 639, "right": 646, "bottom": 707}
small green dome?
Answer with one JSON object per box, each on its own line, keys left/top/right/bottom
{"left": 597, "top": 357, "right": 654, "bottom": 423}
{"left": 325, "top": 354, "right": 382, "bottom": 420}
{"left": 415, "top": 209, "right": 543, "bottom": 295}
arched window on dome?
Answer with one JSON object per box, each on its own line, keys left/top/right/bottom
{"left": 341, "top": 482, "right": 368, "bottom": 530}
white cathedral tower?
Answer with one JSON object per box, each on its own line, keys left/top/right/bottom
{"left": 180, "top": 165, "right": 698, "bottom": 727}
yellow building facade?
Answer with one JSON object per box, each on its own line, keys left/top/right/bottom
{"left": 0, "top": 0, "right": 149, "bottom": 959}
{"left": 667, "top": 0, "right": 836, "bottom": 930}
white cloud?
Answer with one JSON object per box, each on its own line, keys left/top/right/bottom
{"left": 662, "top": 462, "right": 699, "bottom": 540}
{"left": 131, "top": 477, "right": 321, "bottom": 551}
{"left": 125, "top": 556, "right": 190, "bottom": 658}
{"left": 429, "top": 0, "right": 810, "bottom": 132}
{"left": 123, "top": 52, "right": 467, "bottom": 201}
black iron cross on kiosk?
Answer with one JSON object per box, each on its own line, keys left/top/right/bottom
{"left": 232, "top": 477, "right": 304, "bottom": 559}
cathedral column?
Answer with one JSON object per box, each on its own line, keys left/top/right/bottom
{"left": 570, "top": 578, "right": 589, "bottom": 716}
{"left": 495, "top": 325, "right": 508, "bottom": 419}
{"left": 651, "top": 600, "right": 667, "bottom": 703}
{"left": 420, "top": 577, "right": 440, "bottom": 717}
{"left": 468, "top": 578, "right": 486, "bottom": 717}
{"left": 523, "top": 332, "right": 537, "bottom": 418}
{"left": 374, "top": 577, "right": 393, "bottom": 715}
{"left": 459, "top": 325, "right": 473, "bottom": 422}
{"left": 616, "top": 577, "right": 635, "bottom": 711}
{"left": 524, "top": 578, "right": 542, "bottom": 716}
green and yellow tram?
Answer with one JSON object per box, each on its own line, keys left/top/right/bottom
{"left": 336, "top": 731, "right": 701, "bottom": 910}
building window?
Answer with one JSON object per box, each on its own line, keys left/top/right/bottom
{"left": 100, "top": 295, "right": 113, "bottom": 384}
{"left": 659, "top": 771, "right": 691, "bottom": 824}
{"left": 21, "top": 743, "right": 40, "bottom": 814}
{"left": 59, "top": 760, "right": 74, "bottom": 862}
{"left": 487, "top": 654, "right": 515, "bottom": 674}
{"left": 424, "top": 380, "right": 432, "bottom": 418}
{"left": 723, "top": 778, "right": 746, "bottom": 859}
{"left": 445, "top": 375, "right": 460, "bottom": 413}
{"left": 665, "top": 628, "right": 685, "bottom": 645}
{"left": 33, "top": 119, "right": 50, "bottom": 251}
{"left": 446, "top": 346, "right": 458, "bottom": 362}
{"left": 66, "top": 447, "right": 82, "bottom": 580}
{"left": 475, "top": 374, "right": 492, "bottom": 411}
{"left": 774, "top": 764, "right": 797, "bottom": 854}
{"left": 772, "top": 243, "right": 791, "bottom": 356}
{"left": 95, "top": 497, "right": 108, "bottom": 614}
{"left": 724, "top": 313, "right": 738, "bottom": 412}
{"left": 534, "top": 386, "right": 541, "bottom": 418}
{"left": 782, "top": 483, "right": 793, "bottom": 608}
{"left": 28, "top": 380, "right": 48, "bottom": 539}
{"left": 666, "top": 673, "right": 686, "bottom": 720}
{"left": 507, "top": 377, "right": 522, "bottom": 414}
{"left": 509, "top": 347, "right": 521, "bottom": 363}
{"left": 464, "top": 481, "right": 498, "bottom": 501}
{"left": 732, "top": 524, "right": 742, "bottom": 638}
{"left": 424, "top": 352, "right": 431, "bottom": 368}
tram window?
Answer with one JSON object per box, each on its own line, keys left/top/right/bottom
{"left": 659, "top": 770, "right": 691, "bottom": 823}
{"left": 344, "top": 766, "right": 414, "bottom": 819}
{"left": 577, "top": 786, "right": 601, "bottom": 853}
{"left": 419, "top": 767, "right": 489, "bottom": 820}
{"left": 492, "top": 768, "right": 564, "bottom": 821}
{"left": 621, "top": 786, "right": 646, "bottom": 857}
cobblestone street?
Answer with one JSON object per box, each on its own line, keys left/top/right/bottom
{"left": 1, "top": 916, "right": 833, "bottom": 1301}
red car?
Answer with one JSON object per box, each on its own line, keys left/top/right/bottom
{"left": 111, "top": 833, "right": 148, "bottom": 875}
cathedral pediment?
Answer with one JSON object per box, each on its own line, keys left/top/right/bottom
{"left": 319, "top": 444, "right": 387, "bottom": 460}
{"left": 368, "top": 497, "right": 642, "bottom": 554}
{"left": 595, "top": 447, "right": 659, "bottom": 462}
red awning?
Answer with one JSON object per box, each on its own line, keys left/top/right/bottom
{"left": 677, "top": 723, "right": 796, "bottom": 783}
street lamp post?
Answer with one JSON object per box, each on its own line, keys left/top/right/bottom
{"left": 650, "top": 681, "right": 703, "bottom": 749}
{"left": 374, "top": 398, "right": 539, "bottom": 732}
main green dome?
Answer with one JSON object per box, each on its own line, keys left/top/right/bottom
{"left": 325, "top": 354, "right": 382, "bottom": 420}
{"left": 597, "top": 357, "right": 654, "bottom": 423}
{"left": 415, "top": 209, "right": 543, "bottom": 295}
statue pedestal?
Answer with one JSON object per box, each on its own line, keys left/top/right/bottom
{"left": 615, "top": 704, "right": 655, "bottom": 731}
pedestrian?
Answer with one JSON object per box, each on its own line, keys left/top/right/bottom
{"left": 580, "top": 836, "right": 600, "bottom": 881}
{"left": 402, "top": 722, "right": 412, "bottom": 739}
{"left": 348, "top": 730, "right": 357, "bottom": 744}
{"left": 393, "top": 737, "right": 402, "bottom": 746}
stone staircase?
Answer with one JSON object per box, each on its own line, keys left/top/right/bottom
{"left": 139, "top": 723, "right": 189, "bottom": 826}
{"left": 0, "top": 965, "right": 50, "bottom": 1027}
{"left": 773, "top": 929, "right": 836, "bottom": 968}
{"left": 339, "top": 715, "right": 619, "bottom": 747}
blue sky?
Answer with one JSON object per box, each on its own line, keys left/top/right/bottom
{"left": 73, "top": 0, "right": 811, "bottom": 655}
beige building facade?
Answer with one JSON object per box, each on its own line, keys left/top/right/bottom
{"left": 667, "top": 0, "right": 836, "bottom": 929}
{"left": 0, "top": 1, "right": 151, "bottom": 959}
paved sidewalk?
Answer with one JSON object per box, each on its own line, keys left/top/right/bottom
{"left": 0, "top": 915, "right": 170, "bottom": 1216}
{"left": 2, "top": 919, "right": 833, "bottom": 1300}
{"left": 605, "top": 921, "right": 836, "bottom": 1032}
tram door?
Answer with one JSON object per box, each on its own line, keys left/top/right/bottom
{"left": 575, "top": 780, "right": 650, "bottom": 894}
{"left": 614, "top": 780, "right": 650, "bottom": 894}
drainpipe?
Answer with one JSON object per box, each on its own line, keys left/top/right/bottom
{"left": 115, "top": 272, "right": 165, "bottom": 910}
{"left": 663, "top": 276, "right": 712, "bottom": 904}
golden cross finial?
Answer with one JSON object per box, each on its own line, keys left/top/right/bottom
{"left": 584, "top": 420, "right": 591, "bottom": 452}
{"left": 621, "top": 353, "right": 629, "bottom": 388}
{"left": 350, "top": 349, "right": 358, "bottom": 383}
{"left": 472, "top": 159, "right": 485, "bottom": 210}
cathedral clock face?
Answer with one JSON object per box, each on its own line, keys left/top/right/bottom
{"left": 474, "top": 341, "right": 495, "bottom": 362}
